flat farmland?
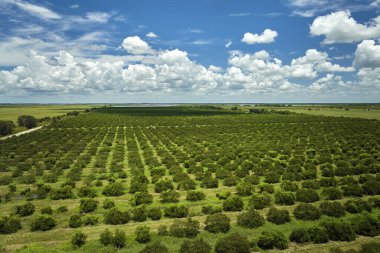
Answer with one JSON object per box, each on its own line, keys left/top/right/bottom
{"left": 0, "top": 107, "right": 379, "bottom": 253}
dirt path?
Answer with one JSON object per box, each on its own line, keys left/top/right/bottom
{"left": 0, "top": 126, "right": 43, "bottom": 140}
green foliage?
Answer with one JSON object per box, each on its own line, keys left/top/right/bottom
{"left": 307, "top": 226, "right": 329, "bottom": 244}
{"left": 103, "top": 208, "right": 130, "bottom": 225}
{"left": 30, "top": 215, "right": 56, "bottom": 231}
{"left": 135, "top": 225, "right": 151, "bottom": 243}
{"left": 15, "top": 202, "right": 35, "bottom": 217}
{"left": 71, "top": 231, "right": 87, "bottom": 248}
{"left": 215, "top": 233, "right": 250, "bottom": 253}
{"left": 18, "top": 115, "right": 37, "bottom": 129}
{"left": 114, "top": 229, "right": 127, "bottom": 248}
{"left": 237, "top": 209, "right": 265, "bottom": 228}
{"left": 164, "top": 205, "right": 189, "bottom": 218}
{"left": 320, "top": 220, "right": 356, "bottom": 242}
{"left": 274, "top": 191, "right": 295, "bottom": 205}
{"left": 320, "top": 201, "right": 346, "bottom": 217}
{"left": 69, "top": 214, "right": 82, "bottom": 228}
{"left": 202, "top": 204, "right": 222, "bottom": 215}
{"left": 40, "top": 206, "right": 53, "bottom": 215}
{"left": 186, "top": 190, "right": 206, "bottom": 201}
{"left": 160, "top": 190, "right": 180, "bottom": 203}
{"left": 289, "top": 228, "right": 311, "bottom": 243}
{"left": 147, "top": 207, "right": 162, "bottom": 220}
{"left": 349, "top": 212, "right": 380, "bottom": 237}
{"left": 132, "top": 205, "right": 148, "bottom": 222}
{"left": 0, "top": 216, "right": 22, "bottom": 234}
{"left": 266, "top": 207, "right": 290, "bottom": 224}
{"left": 102, "top": 182, "right": 125, "bottom": 196}
{"left": 99, "top": 228, "right": 113, "bottom": 246}
{"left": 296, "top": 188, "right": 320, "bottom": 203}
{"left": 133, "top": 192, "right": 153, "bottom": 205}
{"left": 223, "top": 195, "right": 244, "bottom": 211}
{"left": 139, "top": 241, "right": 169, "bottom": 253}
{"left": 248, "top": 194, "right": 271, "bottom": 209}
{"left": 169, "top": 218, "right": 200, "bottom": 238}
{"left": 80, "top": 198, "right": 98, "bottom": 213}
{"left": 293, "top": 203, "right": 321, "bottom": 220}
{"left": 154, "top": 178, "right": 174, "bottom": 193}
{"left": 103, "top": 198, "right": 115, "bottom": 209}
{"left": 204, "top": 213, "right": 231, "bottom": 233}
{"left": 344, "top": 199, "right": 372, "bottom": 213}
{"left": 257, "top": 230, "right": 288, "bottom": 250}
{"left": 77, "top": 185, "right": 97, "bottom": 198}
{"left": 179, "top": 239, "right": 212, "bottom": 253}
{"left": 0, "top": 120, "right": 15, "bottom": 136}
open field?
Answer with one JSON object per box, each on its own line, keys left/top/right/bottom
{"left": 0, "top": 105, "right": 96, "bottom": 123}
{"left": 257, "top": 105, "right": 380, "bottom": 121}
{"left": 0, "top": 106, "right": 379, "bottom": 253}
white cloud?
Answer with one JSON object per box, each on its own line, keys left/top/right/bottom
{"left": 85, "top": 12, "right": 112, "bottom": 23}
{"left": 310, "top": 11, "right": 380, "bottom": 44}
{"left": 225, "top": 41, "right": 232, "bottom": 48}
{"left": 3, "top": 0, "right": 61, "bottom": 19}
{"left": 192, "top": 39, "right": 212, "bottom": 45}
{"left": 208, "top": 65, "right": 224, "bottom": 73}
{"left": 353, "top": 40, "right": 380, "bottom": 68}
{"left": 241, "top": 29, "right": 278, "bottom": 44}
{"left": 70, "top": 4, "right": 79, "bottom": 9}
{"left": 122, "top": 36, "right": 154, "bottom": 55}
{"left": 229, "top": 13, "right": 250, "bottom": 17}
{"left": 146, "top": 32, "right": 158, "bottom": 38}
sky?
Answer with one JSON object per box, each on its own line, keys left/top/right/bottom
{"left": 0, "top": 0, "right": 380, "bottom": 103}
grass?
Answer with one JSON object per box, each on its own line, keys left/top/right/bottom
{"left": 0, "top": 104, "right": 97, "bottom": 123}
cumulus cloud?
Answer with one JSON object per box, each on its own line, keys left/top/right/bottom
{"left": 122, "top": 36, "right": 154, "bottom": 55}
{"left": 310, "top": 11, "right": 380, "bottom": 44}
{"left": 241, "top": 29, "right": 278, "bottom": 44}
{"left": 353, "top": 40, "right": 380, "bottom": 68}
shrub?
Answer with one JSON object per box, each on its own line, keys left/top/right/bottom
{"left": 289, "top": 228, "right": 311, "bottom": 243}
{"left": 30, "top": 215, "right": 56, "bottom": 231}
{"left": 179, "top": 239, "right": 212, "bottom": 253}
{"left": 342, "top": 184, "right": 363, "bottom": 197}
{"left": 281, "top": 181, "right": 299, "bottom": 192}
{"left": 157, "top": 225, "right": 168, "bottom": 236}
{"left": 215, "top": 233, "right": 250, "bottom": 253}
{"left": 237, "top": 209, "right": 265, "bottom": 228}
{"left": 135, "top": 225, "right": 151, "bottom": 243}
{"left": 56, "top": 206, "right": 68, "bottom": 213}
{"left": 308, "top": 226, "right": 329, "bottom": 244}
{"left": 349, "top": 212, "right": 380, "bottom": 237}
{"left": 358, "top": 242, "right": 380, "bottom": 253}
{"left": 320, "top": 201, "right": 345, "bottom": 218}
{"left": 164, "top": 205, "right": 189, "bottom": 218}
{"left": 204, "top": 213, "right": 231, "bottom": 233}
{"left": 264, "top": 172, "right": 280, "bottom": 183}
{"left": 160, "top": 190, "right": 180, "bottom": 203}
{"left": 102, "top": 182, "right": 125, "bottom": 196}
{"left": 0, "top": 216, "right": 22, "bottom": 234}
{"left": 170, "top": 218, "right": 200, "bottom": 238}
{"left": 82, "top": 215, "right": 99, "bottom": 226}
{"left": 0, "top": 120, "right": 15, "bottom": 136}
{"left": 103, "top": 198, "right": 115, "bottom": 209}
{"left": 248, "top": 194, "right": 271, "bottom": 209}
{"left": 202, "top": 205, "right": 222, "bottom": 215}
{"left": 223, "top": 195, "right": 244, "bottom": 212}
{"left": 186, "top": 190, "right": 206, "bottom": 201}
{"left": 344, "top": 199, "right": 372, "bottom": 213}
{"left": 40, "top": 206, "right": 53, "bottom": 215}
{"left": 133, "top": 192, "right": 153, "bottom": 205}
{"left": 321, "top": 187, "right": 343, "bottom": 200}
{"left": 236, "top": 182, "right": 254, "bottom": 196}
{"left": 274, "top": 191, "right": 295, "bottom": 205}
{"left": 71, "top": 232, "right": 87, "bottom": 248}
{"left": 296, "top": 188, "right": 320, "bottom": 203}
{"left": 18, "top": 115, "right": 37, "bottom": 129}
{"left": 267, "top": 207, "right": 290, "bottom": 224}
{"left": 147, "top": 207, "right": 162, "bottom": 220}
{"left": 257, "top": 231, "right": 288, "bottom": 250}
{"left": 139, "top": 241, "right": 169, "bottom": 253}
{"left": 293, "top": 203, "right": 321, "bottom": 220}
{"left": 69, "top": 214, "right": 82, "bottom": 228}
{"left": 201, "top": 176, "right": 218, "bottom": 188}
{"left": 362, "top": 181, "right": 380, "bottom": 195}
{"left": 104, "top": 208, "right": 130, "bottom": 225}
{"left": 100, "top": 228, "right": 113, "bottom": 246}
{"left": 155, "top": 178, "right": 174, "bottom": 193}
{"left": 216, "top": 191, "right": 231, "bottom": 200}
{"left": 50, "top": 185, "right": 74, "bottom": 200}
{"left": 80, "top": 198, "right": 98, "bottom": 213}
{"left": 132, "top": 205, "right": 148, "bottom": 222}
{"left": 77, "top": 186, "right": 97, "bottom": 198}
{"left": 320, "top": 220, "right": 356, "bottom": 241}
{"left": 114, "top": 229, "right": 126, "bottom": 248}
{"left": 15, "top": 202, "right": 35, "bottom": 217}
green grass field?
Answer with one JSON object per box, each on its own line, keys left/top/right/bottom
{"left": 0, "top": 106, "right": 379, "bottom": 253}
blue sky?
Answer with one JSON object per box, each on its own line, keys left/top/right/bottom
{"left": 0, "top": 0, "right": 380, "bottom": 103}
